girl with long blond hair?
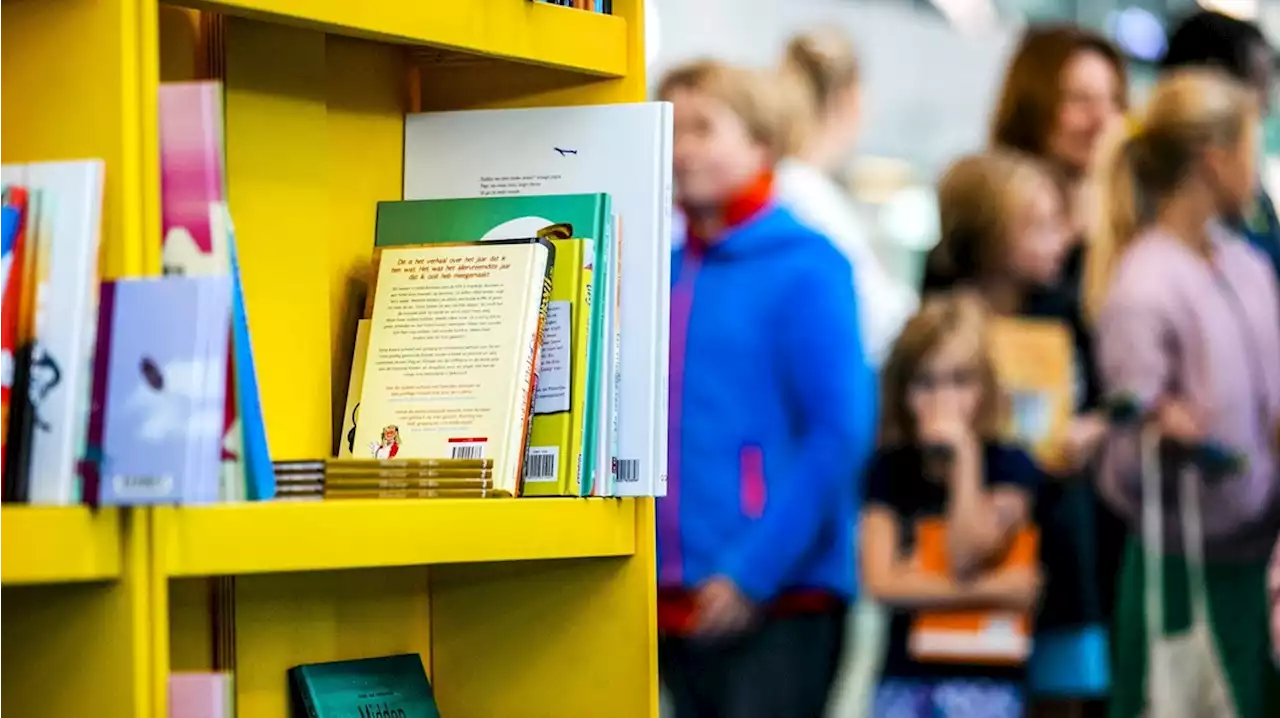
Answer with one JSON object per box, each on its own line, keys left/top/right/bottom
{"left": 1088, "top": 69, "right": 1280, "bottom": 717}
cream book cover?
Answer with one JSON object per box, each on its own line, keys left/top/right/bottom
{"left": 338, "top": 320, "right": 371, "bottom": 458}
{"left": 987, "top": 316, "right": 1074, "bottom": 473}
{"left": 355, "top": 241, "right": 553, "bottom": 495}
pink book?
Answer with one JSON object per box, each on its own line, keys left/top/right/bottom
{"left": 158, "top": 81, "right": 228, "bottom": 275}
{"left": 169, "top": 672, "right": 234, "bottom": 718}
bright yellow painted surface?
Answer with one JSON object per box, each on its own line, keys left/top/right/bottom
{"left": 1, "top": 509, "right": 151, "bottom": 718}
{"left": 231, "top": 568, "right": 432, "bottom": 717}
{"left": 0, "top": 0, "right": 160, "bottom": 278}
{"left": 432, "top": 499, "right": 659, "bottom": 718}
{"left": 223, "top": 17, "right": 334, "bottom": 460}
{"left": 156, "top": 498, "right": 637, "bottom": 576}
{"left": 177, "top": 0, "right": 627, "bottom": 77}
{"left": 324, "top": 36, "right": 405, "bottom": 445}
{"left": 1, "top": 506, "right": 122, "bottom": 584}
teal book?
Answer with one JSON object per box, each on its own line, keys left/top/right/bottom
{"left": 374, "top": 194, "right": 614, "bottom": 495}
{"left": 288, "top": 653, "right": 440, "bottom": 718}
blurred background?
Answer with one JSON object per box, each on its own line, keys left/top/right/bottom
{"left": 649, "top": 0, "right": 1280, "bottom": 290}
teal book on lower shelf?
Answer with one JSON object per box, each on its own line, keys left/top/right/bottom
{"left": 288, "top": 653, "right": 441, "bottom": 718}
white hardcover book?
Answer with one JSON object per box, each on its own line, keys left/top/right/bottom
{"left": 403, "top": 103, "right": 673, "bottom": 497}
{"left": 20, "top": 161, "right": 105, "bottom": 504}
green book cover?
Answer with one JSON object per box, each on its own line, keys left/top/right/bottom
{"left": 374, "top": 195, "right": 613, "bottom": 496}
{"left": 288, "top": 653, "right": 440, "bottom": 718}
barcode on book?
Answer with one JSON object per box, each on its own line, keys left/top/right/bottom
{"left": 524, "top": 447, "right": 559, "bottom": 483}
{"left": 449, "top": 442, "right": 486, "bottom": 460}
{"left": 616, "top": 459, "right": 640, "bottom": 483}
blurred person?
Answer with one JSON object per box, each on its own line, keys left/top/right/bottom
{"left": 656, "top": 59, "right": 877, "bottom": 718}
{"left": 775, "top": 27, "right": 899, "bottom": 718}
{"left": 980, "top": 26, "right": 1130, "bottom": 715}
{"left": 778, "top": 28, "right": 918, "bottom": 367}
{"left": 1086, "top": 68, "right": 1280, "bottom": 718}
{"left": 923, "top": 150, "right": 1110, "bottom": 715}
{"left": 1160, "top": 9, "right": 1280, "bottom": 286}
{"left": 861, "top": 293, "right": 1043, "bottom": 718}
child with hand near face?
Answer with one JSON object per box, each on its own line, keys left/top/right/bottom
{"left": 862, "top": 294, "right": 1042, "bottom": 718}
{"left": 656, "top": 60, "right": 876, "bottom": 718}
{"left": 924, "top": 152, "right": 1116, "bottom": 708}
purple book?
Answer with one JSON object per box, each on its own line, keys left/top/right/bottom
{"left": 87, "top": 276, "right": 231, "bottom": 505}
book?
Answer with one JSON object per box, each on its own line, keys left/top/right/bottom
{"left": 987, "top": 317, "right": 1075, "bottom": 473}
{"left": 402, "top": 102, "right": 673, "bottom": 497}
{"left": 323, "top": 488, "right": 500, "bottom": 500}
{"left": 907, "top": 517, "right": 1039, "bottom": 665}
{"left": 288, "top": 653, "right": 440, "bottom": 718}
{"left": 324, "top": 457, "right": 493, "bottom": 471}
{"left": 338, "top": 320, "right": 371, "bottom": 458}
{"left": 354, "top": 240, "right": 554, "bottom": 496}
{"left": 325, "top": 476, "right": 494, "bottom": 491}
{"left": 88, "top": 276, "right": 232, "bottom": 505}
{"left": 169, "top": 672, "right": 234, "bottom": 718}
{"left": 1, "top": 161, "right": 105, "bottom": 504}
{"left": 373, "top": 195, "right": 614, "bottom": 496}
{"left": 1, "top": 185, "right": 30, "bottom": 484}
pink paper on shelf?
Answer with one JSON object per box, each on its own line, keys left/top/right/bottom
{"left": 169, "top": 672, "right": 234, "bottom": 718}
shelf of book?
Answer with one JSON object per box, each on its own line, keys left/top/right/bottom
{"left": 5, "top": 0, "right": 658, "bottom": 714}
{"left": 155, "top": 497, "right": 639, "bottom": 576}
{"left": 1, "top": 506, "right": 124, "bottom": 584}
{"left": 176, "top": 0, "right": 629, "bottom": 77}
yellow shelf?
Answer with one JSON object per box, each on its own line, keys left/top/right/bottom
{"left": 1, "top": 506, "right": 123, "bottom": 585}
{"left": 156, "top": 498, "right": 638, "bottom": 577}
{"left": 180, "top": 0, "right": 628, "bottom": 77}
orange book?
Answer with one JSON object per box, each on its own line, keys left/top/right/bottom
{"left": 908, "top": 517, "right": 1038, "bottom": 665}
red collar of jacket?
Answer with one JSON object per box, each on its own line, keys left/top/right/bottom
{"left": 683, "top": 172, "right": 774, "bottom": 255}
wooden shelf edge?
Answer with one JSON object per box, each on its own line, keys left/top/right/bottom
{"left": 158, "top": 497, "right": 638, "bottom": 577}
{"left": 1, "top": 506, "right": 123, "bottom": 585}
{"left": 179, "top": 0, "right": 629, "bottom": 77}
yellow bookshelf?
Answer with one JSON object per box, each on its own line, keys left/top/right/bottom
{"left": 1, "top": 506, "right": 123, "bottom": 584}
{"left": 1, "top": 1, "right": 658, "bottom": 717}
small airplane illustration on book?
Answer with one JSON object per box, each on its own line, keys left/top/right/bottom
{"left": 554, "top": 147, "right": 578, "bottom": 156}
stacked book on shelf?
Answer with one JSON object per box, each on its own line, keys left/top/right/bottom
{"left": 534, "top": 0, "right": 614, "bottom": 13}
{"left": 3, "top": 82, "right": 674, "bottom": 506}
{"left": 332, "top": 101, "right": 673, "bottom": 499}
{"left": 274, "top": 458, "right": 499, "bottom": 500}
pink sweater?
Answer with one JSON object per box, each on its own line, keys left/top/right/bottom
{"left": 1095, "top": 227, "right": 1280, "bottom": 561}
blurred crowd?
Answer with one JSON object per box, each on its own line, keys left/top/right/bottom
{"left": 655, "top": 8, "right": 1280, "bottom": 718}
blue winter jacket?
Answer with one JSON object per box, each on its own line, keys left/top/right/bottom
{"left": 656, "top": 204, "right": 878, "bottom": 603}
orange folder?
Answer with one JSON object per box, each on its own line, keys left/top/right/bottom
{"left": 908, "top": 517, "right": 1038, "bottom": 665}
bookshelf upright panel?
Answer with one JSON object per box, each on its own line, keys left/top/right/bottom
{"left": 1, "top": 510, "right": 153, "bottom": 718}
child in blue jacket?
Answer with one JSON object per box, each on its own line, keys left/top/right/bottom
{"left": 656, "top": 59, "right": 878, "bottom": 718}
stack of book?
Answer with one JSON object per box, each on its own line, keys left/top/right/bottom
{"left": 533, "top": 0, "right": 613, "bottom": 13}
{"left": 274, "top": 459, "right": 500, "bottom": 500}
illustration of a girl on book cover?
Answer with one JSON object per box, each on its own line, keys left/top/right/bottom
{"left": 369, "top": 424, "right": 400, "bottom": 459}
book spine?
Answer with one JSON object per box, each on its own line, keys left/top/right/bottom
{"left": 515, "top": 246, "right": 555, "bottom": 496}
{"left": 570, "top": 260, "right": 594, "bottom": 496}
{"left": 78, "top": 281, "right": 118, "bottom": 507}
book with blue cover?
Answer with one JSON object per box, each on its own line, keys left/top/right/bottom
{"left": 289, "top": 653, "right": 441, "bottom": 718}
{"left": 87, "top": 275, "right": 232, "bottom": 505}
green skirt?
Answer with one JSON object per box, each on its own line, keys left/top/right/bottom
{"left": 1110, "top": 536, "right": 1280, "bottom": 718}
